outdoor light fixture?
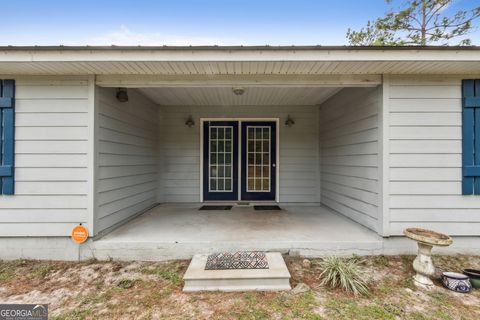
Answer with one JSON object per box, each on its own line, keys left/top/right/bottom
{"left": 232, "top": 87, "right": 245, "bottom": 95}
{"left": 185, "top": 115, "right": 195, "bottom": 127}
{"left": 285, "top": 115, "right": 295, "bottom": 127}
{"left": 116, "top": 88, "right": 129, "bottom": 102}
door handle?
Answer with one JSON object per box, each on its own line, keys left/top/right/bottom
{"left": 272, "top": 164, "right": 276, "bottom": 167}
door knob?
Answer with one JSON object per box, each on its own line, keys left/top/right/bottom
{"left": 272, "top": 164, "right": 276, "bottom": 167}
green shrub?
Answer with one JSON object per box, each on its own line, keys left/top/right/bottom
{"left": 319, "top": 256, "right": 369, "bottom": 295}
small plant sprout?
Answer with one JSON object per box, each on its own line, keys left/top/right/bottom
{"left": 319, "top": 256, "right": 369, "bottom": 296}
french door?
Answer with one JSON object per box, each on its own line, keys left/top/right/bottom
{"left": 240, "top": 121, "right": 276, "bottom": 201}
{"left": 202, "top": 120, "right": 277, "bottom": 202}
{"left": 202, "top": 121, "right": 238, "bottom": 201}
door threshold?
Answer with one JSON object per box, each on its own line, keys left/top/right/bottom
{"left": 202, "top": 201, "right": 278, "bottom": 207}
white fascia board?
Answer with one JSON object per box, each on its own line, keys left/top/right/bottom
{"left": 0, "top": 49, "right": 479, "bottom": 62}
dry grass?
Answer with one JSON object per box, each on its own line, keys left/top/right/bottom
{"left": 0, "top": 255, "right": 479, "bottom": 319}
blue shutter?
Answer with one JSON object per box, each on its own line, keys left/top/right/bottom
{"left": 462, "top": 79, "right": 480, "bottom": 195}
{"left": 0, "top": 80, "right": 15, "bottom": 195}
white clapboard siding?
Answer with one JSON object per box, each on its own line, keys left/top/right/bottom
{"left": 390, "top": 126, "right": 461, "bottom": 140}
{"left": 16, "top": 127, "right": 87, "bottom": 140}
{"left": 320, "top": 87, "right": 380, "bottom": 232}
{"left": 158, "top": 105, "right": 320, "bottom": 203}
{"left": 15, "top": 85, "right": 89, "bottom": 99}
{"left": 390, "top": 168, "right": 461, "bottom": 181}
{"left": 98, "top": 165, "right": 157, "bottom": 180}
{"left": 390, "top": 181, "right": 461, "bottom": 195}
{"left": 16, "top": 141, "right": 88, "bottom": 154}
{"left": 96, "top": 88, "right": 158, "bottom": 233}
{"left": 390, "top": 140, "right": 461, "bottom": 154}
{"left": 0, "top": 77, "right": 91, "bottom": 236}
{"left": 388, "top": 75, "right": 480, "bottom": 235}
{"left": 389, "top": 98, "right": 461, "bottom": 112}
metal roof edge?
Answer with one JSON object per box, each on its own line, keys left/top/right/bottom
{"left": 0, "top": 45, "right": 479, "bottom": 51}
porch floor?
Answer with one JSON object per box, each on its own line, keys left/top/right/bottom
{"left": 91, "top": 204, "right": 383, "bottom": 261}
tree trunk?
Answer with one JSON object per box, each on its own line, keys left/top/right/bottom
{"left": 421, "top": 0, "right": 427, "bottom": 45}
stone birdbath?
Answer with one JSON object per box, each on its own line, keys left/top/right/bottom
{"left": 404, "top": 228, "right": 453, "bottom": 289}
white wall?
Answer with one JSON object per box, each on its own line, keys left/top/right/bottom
{"left": 0, "top": 76, "right": 92, "bottom": 236}
{"left": 96, "top": 87, "right": 158, "bottom": 234}
{"left": 158, "top": 105, "right": 320, "bottom": 204}
{"left": 387, "top": 75, "right": 480, "bottom": 236}
{"left": 319, "top": 87, "right": 381, "bottom": 233}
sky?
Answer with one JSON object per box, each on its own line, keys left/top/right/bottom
{"left": 0, "top": 0, "right": 479, "bottom": 46}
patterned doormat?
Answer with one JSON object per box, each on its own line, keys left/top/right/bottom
{"left": 205, "top": 251, "right": 269, "bottom": 270}
{"left": 199, "top": 205, "right": 233, "bottom": 210}
{"left": 253, "top": 205, "right": 282, "bottom": 211}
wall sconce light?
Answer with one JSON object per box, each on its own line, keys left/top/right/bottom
{"left": 285, "top": 115, "right": 295, "bottom": 127}
{"left": 185, "top": 115, "right": 195, "bottom": 128}
{"left": 116, "top": 88, "right": 129, "bottom": 102}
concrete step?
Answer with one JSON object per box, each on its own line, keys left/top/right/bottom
{"left": 183, "top": 252, "right": 291, "bottom": 292}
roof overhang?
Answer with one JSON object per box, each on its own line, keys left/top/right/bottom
{"left": 0, "top": 46, "right": 479, "bottom": 76}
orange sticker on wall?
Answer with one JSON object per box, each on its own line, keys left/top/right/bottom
{"left": 71, "top": 225, "right": 89, "bottom": 244}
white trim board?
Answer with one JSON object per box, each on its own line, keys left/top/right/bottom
{"left": 379, "top": 75, "right": 391, "bottom": 237}
{"left": 3, "top": 48, "right": 480, "bottom": 62}
{"left": 96, "top": 75, "right": 381, "bottom": 87}
{"left": 87, "top": 75, "right": 97, "bottom": 236}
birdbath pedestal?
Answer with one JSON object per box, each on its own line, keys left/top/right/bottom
{"left": 404, "top": 228, "right": 453, "bottom": 289}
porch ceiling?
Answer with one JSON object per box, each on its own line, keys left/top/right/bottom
{"left": 1, "top": 60, "right": 479, "bottom": 75}
{"left": 138, "top": 86, "right": 342, "bottom": 106}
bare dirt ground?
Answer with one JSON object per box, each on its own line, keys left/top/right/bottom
{"left": 0, "top": 255, "right": 479, "bottom": 319}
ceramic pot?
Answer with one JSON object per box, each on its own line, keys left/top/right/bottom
{"left": 463, "top": 269, "right": 480, "bottom": 289}
{"left": 441, "top": 272, "right": 471, "bottom": 293}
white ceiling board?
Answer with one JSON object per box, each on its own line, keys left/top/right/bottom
{"left": 1, "top": 60, "right": 480, "bottom": 76}
{"left": 138, "top": 86, "right": 341, "bottom": 106}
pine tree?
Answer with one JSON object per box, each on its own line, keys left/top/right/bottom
{"left": 347, "top": 0, "right": 480, "bottom": 46}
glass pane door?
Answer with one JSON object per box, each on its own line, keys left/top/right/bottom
{"left": 241, "top": 121, "right": 276, "bottom": 201}
{"left": 209, "top": 126, "right": 233, "bottom": 192}
{"left": 203, "top": 121, "right": 238, "bottom": 201}
{"left": 246, "top": 126, "right": 271, "bottom": 192}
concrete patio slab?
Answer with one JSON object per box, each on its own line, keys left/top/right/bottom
{"left": 90, "top": 204, "right": 383, "bottom": 260}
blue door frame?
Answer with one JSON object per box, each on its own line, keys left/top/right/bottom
{"left": 202, "top": 120, "right": 277, "bottom": 202}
